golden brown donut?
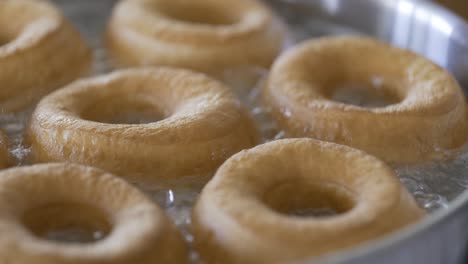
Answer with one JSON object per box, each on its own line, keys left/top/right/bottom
{"left": 263, "top": 36, "right": 468, "bottom": 164}
{"left": 106, "top": 0, "right": 286, "bottom": 76}
{"left": 0, "top": 0, "right": 92, "bottom": 112}
{"left": 0, "top": 130, "right": 12, "bottom": 169}
{"left": 435, "top": 0, "right": 468, "bottom": 19}
{"left": 0, "top": 163, "right": 188, "bottom": 264}
{"left": 192, "top": 138, "right": 425, "bottom": 264}
{"left": 27, "top": 67, "right": 259, "bottom": 186}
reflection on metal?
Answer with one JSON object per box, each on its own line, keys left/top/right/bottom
{"left": 322, "top": 0, "right": 341, "bottom": 15}
{"left": 392, "top": 0, "right": 452, "bottom": 64}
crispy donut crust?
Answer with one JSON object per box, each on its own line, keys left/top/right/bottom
{"left": 106, "top": 0, "right": 286, "bottom": 76}
{"left": 0, "top": 0, "right": 92, "bottom": 112}
{"left": 0, "top": 163, "right": 188, "bottom": 264}
{"left": 27, "top": 67, "right": 259, "bottom": 186}
{"left": 263, "top": 37, "right": 468, "bottom": 164}
{"left": 193, "top": 139, "right": 425, "bottom": 264}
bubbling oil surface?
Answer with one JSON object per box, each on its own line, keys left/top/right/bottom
{"left": 2, "top": 66, "right": 463, "bottom": 253}
{"left": 5, "top": 0, "right": 467, "bottom": 262}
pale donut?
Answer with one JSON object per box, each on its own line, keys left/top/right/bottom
{"left": 0, "top": 163, "right": 188, "bottom": 264}
{"left": 192, "top": 138, "right": 425, "bottom": 264}
{"left": 0, "top": 130, "right": 12, "bottom": 169}
{"left": 263, "top": 36, "right": 468, "bottom": 164}
{"left": 106, "top": 0, "right": 286, "bottom": 76}
{"left": 27, "top": 67, "right": 259, "bottom": 186}
{"left": 0, "top": 0, "right": 92, "bottom": 112}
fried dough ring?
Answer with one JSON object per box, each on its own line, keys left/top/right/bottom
{"left": 28, "top": 68, "right": 259, "bottom": 186}
{"left": 0, "top": 0, "right": 92, "bottom": 112}
{"left": 263, "top": 37, "right": 467, "bottom": 164}
{"left": 193, "top": 139, "right": 424, "bottom": 263}
{"left": 106, "top": 0, "right": 286, "bottom": 76}
{"left": 0, "top": 163, "right": 188, "bottom": 264}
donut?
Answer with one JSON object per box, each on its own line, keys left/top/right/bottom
{"left": 0, "top": 0, "right": 92, "bottom": 112}
{"left": 263, "top": 36, "right": 468, "bottom": 164}
{"left": 27, "top": 67, "right": 259, "bottom": 186}
{"left": 106, "top": 0, "right": 286, "bottom": 76}
{"left": 0, "top": 163, "right": 188, "bottom": 264}
{"left": 192, "top": 138, "right": 425, "bottom": 264}
{"left": 0, "top": 130, "right": 12, "bottom": 169}
{"left": 436, "top": 0, "right": 468, "bottom": 19}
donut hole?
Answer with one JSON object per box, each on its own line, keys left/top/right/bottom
{"left": 22, "top": 203, "right": 111, "bottom": 244}
{"left": 154, "top": 2, "right": 243, "bottom": 26}
{"left": 328, "top": 82, "right": 401, "bottom": 108}
{"left": 295, "top": 48, "right": 408, "bottom": 108}
{"left": 263, "top": 182, "right": 356, "bottom": 218}
{"left": 80, "top": 98, "right": 165, "bottom": 124}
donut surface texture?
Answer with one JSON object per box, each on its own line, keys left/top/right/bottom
{"left": 263, "top": 36, "right": 468, "bottom": 164}
{"left": 28, "top": 67, "right": 259, "bottom": 186}
{"left": 0, "top": 163, "right": 188, "bottom": 264}
{"left": 193, "top": 138, "right": 425, "bottom": 264}
{"left": 106, "top": 0, "right": 286, "bottom": 76}
{"left": 0, "top": 130, "right": 12, "bottom": 169}
{"left": 0, "top": 0, "right": 92, "bottom": 112}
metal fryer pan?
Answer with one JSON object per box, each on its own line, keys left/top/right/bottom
{"left": 51, "top": 0, "right": 468, "bottom": 263}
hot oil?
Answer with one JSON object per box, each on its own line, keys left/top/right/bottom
{"left": 2, "top": 65, "right": 461, "bottom": 250}
{"left": 4, "top": 0, "right": 465, "bottom": 261}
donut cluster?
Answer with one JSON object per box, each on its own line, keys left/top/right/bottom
{"left": 0, "top": 0, "right": 466, "bottom": 263}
